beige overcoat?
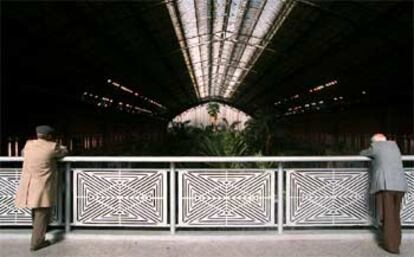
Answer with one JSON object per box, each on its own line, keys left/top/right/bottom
{"left": 15, "top": 139, "right": 67, "bottom": 208}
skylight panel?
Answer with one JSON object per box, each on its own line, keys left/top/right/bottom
{"left": 167, "top": 0, "right": 294, "bottom": 99}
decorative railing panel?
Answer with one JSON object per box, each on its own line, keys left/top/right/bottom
{"left": 0, "top": 156, "right": 413, "bottom": 231}
{"left": 0, "top": 169, "right": 61, "bottom": 225}
{"left": 401, "top": 169, "right": 414, "bottom": 226}
{"left": 73, "top": 169, "right": 167, "bottom": 226}
{"left": 178, "top": 169, "right": 275, "bottom": 227}
{"left": 286, "top": 169, "right": 373, "bottom": 226}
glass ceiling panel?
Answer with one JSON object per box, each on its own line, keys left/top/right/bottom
{"left": 166, "top": 0, "right": 294, "bottom": 99}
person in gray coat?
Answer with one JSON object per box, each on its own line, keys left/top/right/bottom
{"left": 360, "top": 133, "right": 408, "bottom": 254}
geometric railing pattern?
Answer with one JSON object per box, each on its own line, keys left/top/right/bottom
{"left": 178, "top": 169, "right": 275, "bottom": 227}
{"left": 73, "top": 169, "right": 168, "bottom": 226}
{"left": 286, "top": 169, "right": 374, "bottom": 226}
{"left": 0, "top": 169, "right": 61, "bottom": 225}
{"left": 401, "top": 169, "right": 414, "bottom": 226}
{"left": 0, "top": 165, "right": 412, "bottom": 228}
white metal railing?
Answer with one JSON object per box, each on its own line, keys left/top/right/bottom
{"left": 1, "top": 155, "right": 414, "bottom": 162}
{"left": 0, "top": 156, "right": 413, "bottom": 235}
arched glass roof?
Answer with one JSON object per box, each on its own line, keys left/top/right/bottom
{"left": 166, "top": 0, "right": 294, "bottom": 99}
{"left": 170, "top": 102, "right": 251, "bottom": 130}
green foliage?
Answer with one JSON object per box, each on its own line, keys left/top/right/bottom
{"left": 198, "top": 128, "right": 248, "bottom": 168}
{"left": 206, "top": 102, "right": 221, "bottom": 131}
{"left": 107, "top": 106, "right": 355, "bottom": 160}
{"left": 163, "top": 109, "right": 340, "bottom": 166}
{"left": 164, "top": 119, "right": 248, "bottom": 167}
{"left": 243, "top": 111, "right": 278, "bottom": 155}
{"left": 207, "top": 102, "right": 220, "bottom": 118}
{"left": 165, "top": 120, "right": 204, "bottom": 155}
{"left": 198, "top": 119, "right": 247, "bottom": 156}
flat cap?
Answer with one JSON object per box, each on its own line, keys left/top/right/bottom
{"left": 36, "top": 125, "right": 55, "bottom": 135}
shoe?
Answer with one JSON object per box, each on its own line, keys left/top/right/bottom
{"left": 30, "top": 240, "right": 52, "bottom": 251}
{"left": 383, "top": 247, "right": 400, "bottom": 255}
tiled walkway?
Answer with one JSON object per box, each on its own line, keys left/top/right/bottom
{"left": 1, "top": 230, "right": 413, "bottom": 257}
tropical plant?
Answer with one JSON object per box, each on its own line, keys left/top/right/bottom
{"left": 165, "top": 120, "right": 204, "bottom": 155}
{"left": 207, "top": 102, "right": 220, "bottom": 130}
{"left": 243, "top": 111, "right": 278, "bottom": 155}
{"left": 198, "top": 129, "right": 248, "bottom": 168}
{"left": 220, "top": 118, "right": 241, "bottom": 132}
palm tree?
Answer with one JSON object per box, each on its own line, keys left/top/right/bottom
{"left": 207, "top": 102, "right": 220, "bottom": 130}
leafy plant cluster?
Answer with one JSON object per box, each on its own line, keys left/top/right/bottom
{"left": 122, "top": 103, "right": 352, "bottom": 162}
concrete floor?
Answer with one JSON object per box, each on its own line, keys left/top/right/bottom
{"left": 0, "top": 230, "right": 413, "bottom": 257}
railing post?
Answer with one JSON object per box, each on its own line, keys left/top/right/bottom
{"left": 277, "top": 162, "right": 284, "bottom": 234}
{"left": 169, "top": 162, "right": 176, "bottom": 234}
{"left": 65, "top": 162, "right": 71, "bottom": 233}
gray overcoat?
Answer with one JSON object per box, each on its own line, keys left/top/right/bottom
{"left": 360, "top": 141, "right": 408, "bottom": 194}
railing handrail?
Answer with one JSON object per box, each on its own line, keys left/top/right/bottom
{"left": 1, "top": 155, "right": 414, "bottom": 162}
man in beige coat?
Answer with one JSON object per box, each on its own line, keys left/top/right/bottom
{"left": 15, "top": 125, "right": 68, "bottom": 251}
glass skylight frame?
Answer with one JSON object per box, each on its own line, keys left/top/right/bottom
{"left": 166, "top": 0, "right": 295, "bottom": 99}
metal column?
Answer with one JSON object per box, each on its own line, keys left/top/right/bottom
{"left": 277, "top": 162, "right": 284, "bottom": 234}
{"left": 65, "top": 163, "right": 71, "bottom": 233}
{"left": 169, "top": 162, "right": 176, "bottom": 234}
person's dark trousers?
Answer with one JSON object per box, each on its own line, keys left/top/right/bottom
{"left": 31, "top": 207, "right": 51, "bottom": 249}
{"left": 375, "top": 191, "right": 404, "bottom": 254}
